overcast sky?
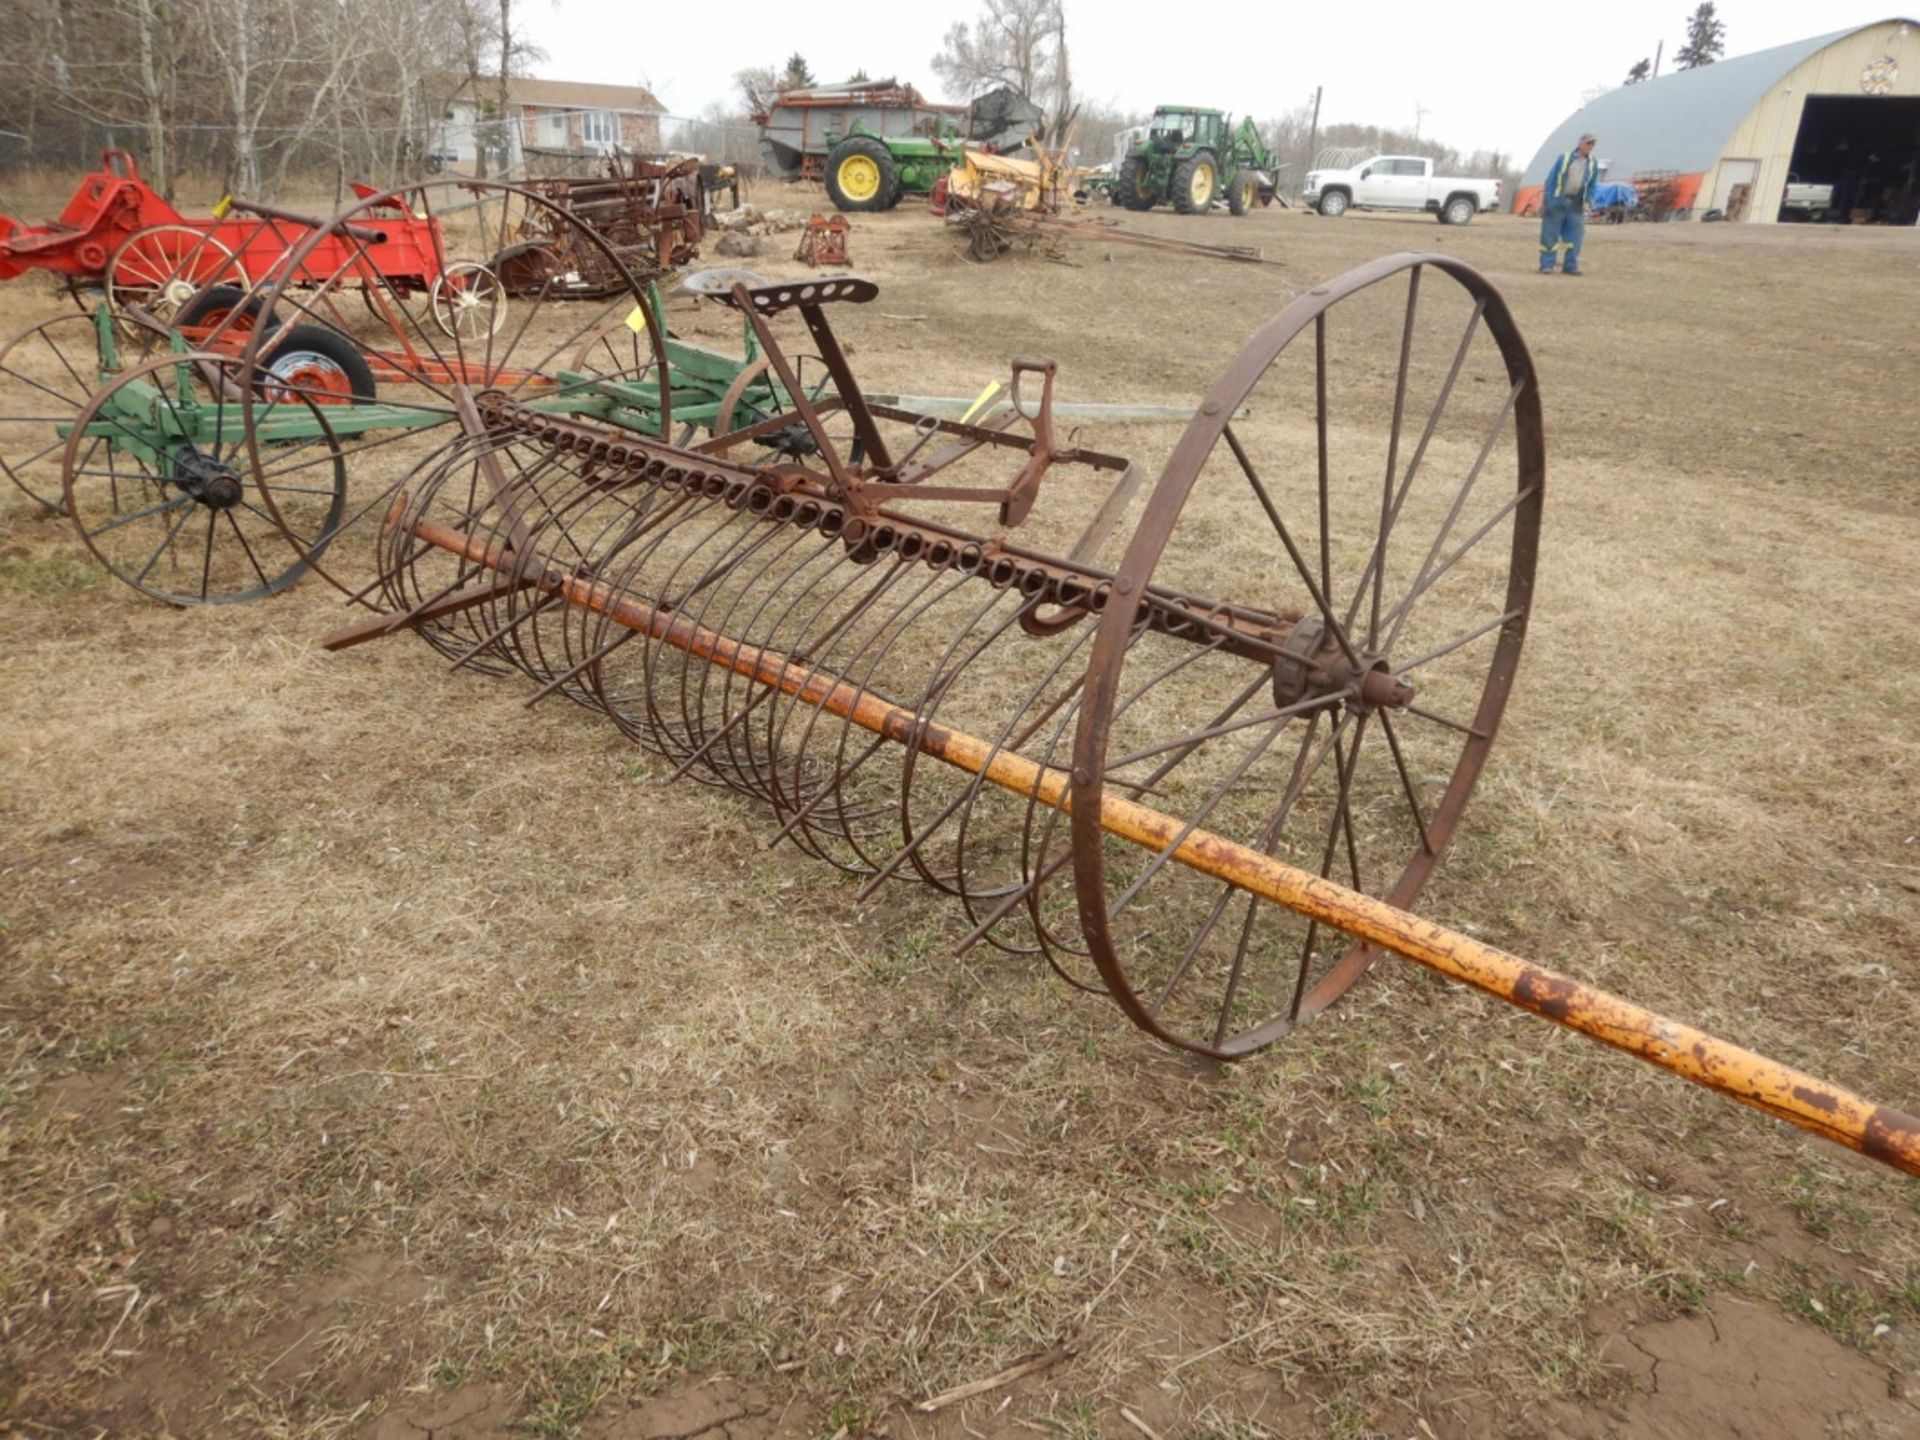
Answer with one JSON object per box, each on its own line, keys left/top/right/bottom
{"left": 522, "top": 2, "right": 1910, "bottom": 163}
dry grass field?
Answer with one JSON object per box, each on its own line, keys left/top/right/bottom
{"left": 2, "top": 175, "right": 1918, "bottom": 1439}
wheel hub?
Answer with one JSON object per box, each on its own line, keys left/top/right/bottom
{"left": 264, "top": 354, "right": 350, "bottom": 404}
{"left": 840, "top": 157, "right": 880, "bottom": 200}
{"left": 171, "top": 447, "right": 245, "bottom": 509}
{"left": 1271, "top": 612, "right": 1412, "bottom": 713}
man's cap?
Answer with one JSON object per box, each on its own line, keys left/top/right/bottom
{"left": 1578, "top": 132, "right": 1597, "bottom": 144}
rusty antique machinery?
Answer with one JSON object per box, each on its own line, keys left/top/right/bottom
{"left": 295, "top": 252, "right": 1920, "bottom": 1179}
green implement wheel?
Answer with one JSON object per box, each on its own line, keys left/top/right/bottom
{"left": 1173, "top": 152, "right": 1217, "bottom": 214}
{"left": 825, "top": 136, "right": 900, "bottom": 213}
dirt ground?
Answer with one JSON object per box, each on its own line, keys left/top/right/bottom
{"left": 2, "top": 182, "right": 1918, "bottom": 1440}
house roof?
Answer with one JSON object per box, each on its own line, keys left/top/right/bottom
{"left": 444, "top": 75, "right": 664, "bottom": 114}
{"left": 1521, "top": 23, "right": 1910, "bottom": 184}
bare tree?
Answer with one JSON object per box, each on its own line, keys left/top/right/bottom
{"left": 735, "top": 64, "right": 782, "bottom": 116}
{"left": 129, "top": 0, "right": 182, "bottom": 194}
{"left": 930, "top": 0, "right": 1065, "bottom": 108}
{"left": 0, "top": 0, "right": 481, "bottom": 197}
{"left": 196, "top": 0, "right": 371, "bottom": 194}
{"left": 1260, "top": 97, "right": 1324, "bottom": 192}
{"left": 1072, "top": 101, "right": 1146, "bottom": 169}
{"left": 0, "top": 0, "right": 196, "bottom": 195}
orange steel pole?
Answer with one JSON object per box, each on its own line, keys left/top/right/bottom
{"left": 402, "top": 518, "right": 1920, "bottom": 1179}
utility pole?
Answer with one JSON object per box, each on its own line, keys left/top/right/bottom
{"left": 1304, "top": 85, "right": 1322, "bottom": 189}
{"left": 1653, "top": 40, "right": 1663, "bottom": 77}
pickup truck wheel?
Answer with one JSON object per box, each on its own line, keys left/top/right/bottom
{"left": 824, "top": 137, "right": 899, "bottom": 213}
{"left": 1441, "top": 195, "right": 1476, "bottom": 226}
{"left": 1173, "top": 154, "right": 1217, "bottom": 214}
{"left": 1317, "top": 189, "right": 1350, "bottom": 218}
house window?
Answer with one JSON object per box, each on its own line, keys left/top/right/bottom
{"left": 580, "top": 110, "right": 617, "bottom": 145}
{"left": 546, "top": 112, "right": 566, "bottom": 139}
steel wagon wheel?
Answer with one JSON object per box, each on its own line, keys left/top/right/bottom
{"left": 61, "top": 351, "right": 345, "bottom": 606}
{"left": 105, "top": 224, "right": 249, "bottom": 325}
{"left": 0, "top": 312, "right": 108, "bottom": 511}
{"left": 235, "top": 177, "right": 667, "bottom": 605}
{"left": 1068, "top": 252, "right": 1544, "bottom": 1059}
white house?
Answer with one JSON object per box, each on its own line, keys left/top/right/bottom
{"left": 436, "top": 76, "right": 667, "bottom": 171}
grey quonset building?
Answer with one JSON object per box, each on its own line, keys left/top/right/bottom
{"left": 1517, "top": 19, "right": 1920, "bottom": 223}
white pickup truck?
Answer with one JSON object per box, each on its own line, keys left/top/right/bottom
{"left": 1780, "top": 174, "right": 1834, "bottom": 220}
{"left": 1303, "top": 155, "right": 1503, "bottom": 225}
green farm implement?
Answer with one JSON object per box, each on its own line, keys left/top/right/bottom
{"left": 0, "top": 178, "right": 816, "bottom": 606}
{"left": 38, "top": 296, "right": 810, "bottom": 605}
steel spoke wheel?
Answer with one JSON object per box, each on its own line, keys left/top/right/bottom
{"left": 429, "top": 260, "right": 507, "bottom": 339}
{"left": 234, "top": 178, "right": 663, "bottom": 604}
{"left": 61, "top": 351, "right": 345, "bottom": 605}
{"left": 106, "top": 225, "right": 248, "bottom": 326}
{"left": 0, "top": 313, "right": 108, "bottom": 512}
{"left": 1069, "top": 252, "right": 1544, "bottom": 1058}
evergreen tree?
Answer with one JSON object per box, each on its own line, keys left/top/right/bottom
{"left": 1624, "top": 58, "right": 1652, "bottom": 84}
{"left": 783, "top": 53, "right": 815, "bottom": 89}
{"left": 1675, "top": 3, "right": 1725, "bottom": 69}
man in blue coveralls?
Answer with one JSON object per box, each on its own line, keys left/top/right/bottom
{"left": 1539, "top": 133, "right": 1598, "bottom": 275}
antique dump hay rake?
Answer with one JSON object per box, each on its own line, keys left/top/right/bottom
{"left": 289, "top": 250, "right": 1920, "bottom": 1178}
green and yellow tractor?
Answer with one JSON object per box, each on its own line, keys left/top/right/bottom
{"left": 1115, "top": 107, "right": 1277, "bottom": 216}
{"left": 821, "top": 125, "right": 960, "bottom": 212}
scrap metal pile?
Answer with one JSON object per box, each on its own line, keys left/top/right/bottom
{"left": 1, "top": 173, "right": 1916, "bottom": 1181}
{"left": 498, "top": 153, "right": 708, "bottom": 295}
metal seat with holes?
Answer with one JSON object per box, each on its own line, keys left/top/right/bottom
{"left": 682, "top": 268, "right": 880, "bottom": 314}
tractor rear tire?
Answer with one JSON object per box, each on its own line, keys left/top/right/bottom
{"left": 825, "top": 137, "right": 899, "bottom": 213}
{"left": 1173, "top": 153, "right": 1217, "bottom": 214}
{"left": 1116, "top": 155, "right": 1155, "bottom": 211}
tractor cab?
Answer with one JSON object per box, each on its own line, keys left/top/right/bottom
{"left": 1147, "top": 107, "right": 1226, "bottom": 153}
{"left": 1149, "top": 110, "right": 1195, "bottom": 150}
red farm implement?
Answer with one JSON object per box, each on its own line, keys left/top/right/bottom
{"left": 0, "top": 151, "right": 471, "bottom": 326}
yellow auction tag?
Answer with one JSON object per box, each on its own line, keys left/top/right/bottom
{"left": 211, "top": 194, "right": 234, "bottom": 220}
{"left": 959, "top": 381, "right": 1002, "bottom": 424}
{"left": 624, "top": 305, "right": 648, "bottom": 334}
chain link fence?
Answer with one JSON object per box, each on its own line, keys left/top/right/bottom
{"left": 0, "top": 111, "right": 772, "bottom": 205}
